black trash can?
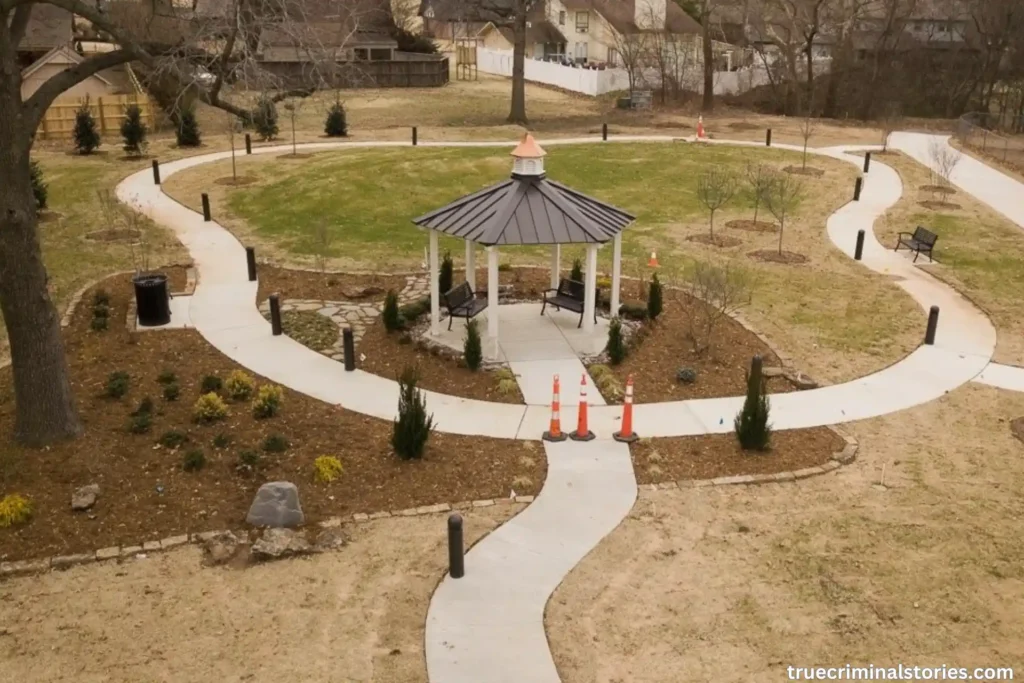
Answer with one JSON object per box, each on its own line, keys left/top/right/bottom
{"left": 133, "top": 273, "right": 171, "bottom": 327}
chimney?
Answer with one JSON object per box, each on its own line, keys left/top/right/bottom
{"left": 634, "top": 0, "right": 666, "bottom": 31}
{"left": 510, "top": 132, "right": 546, "bottom": 178}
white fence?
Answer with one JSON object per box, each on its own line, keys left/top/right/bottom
{"left": 476, "top": 47, "right": 819, "bottom": 98}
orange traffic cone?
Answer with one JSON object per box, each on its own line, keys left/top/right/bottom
{"left": 697, "top": 114, "right": 706, "bottom": 140}
{"left": 570, "top": 374, "right": 596, "bottom": 441}
{"left": 543, "top": 375, "right": 567, "bottom": 442}
{"left": 613, "top": 374, "right": 638, "bottom": 443}
{"left": 648, "top": 250, "right": 659, "bottom": 268}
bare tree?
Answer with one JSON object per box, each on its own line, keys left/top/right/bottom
{"left": 928, "top": 138, "right": 961, "bottom": 193}
{"left": 878, "top": 101, "right": 904, "bottom": 152}
{"left": 799, "top": 114, "right": 818, "bottom": 170}
{"left": 697, "top": 0, "right": 716, "bottom": 111}
{"left": 647, "top": 15, "right": 697, "bottom": 103}
{"left": 744, "top": 161, "right": 771, "bottom": 226}
{"left": 226, "top": 112, "right": 239, "bottom": 182}
{"left": 678, "top": 261, "right": 753, "bottom": 356}
{"left": 696, "top": 167, "right": 737, "bottom": 239}
{"left": 610, "top": 31, "right": 650, "bottom": 101}
{"left": 763, "top": 170, "right": 804, "bottom": 254}
{"left": 312, "top": 219, "right": 333, "bottom": 287}
{"left": 0, "top": 0, "right": 380, "bottom": 445}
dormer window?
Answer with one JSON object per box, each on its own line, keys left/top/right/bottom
{"left": 576, "top": 11, "right": 589, "bottom": 32}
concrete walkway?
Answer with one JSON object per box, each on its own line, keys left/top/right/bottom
{"left": 425, "top": 439, "right": 636, "bottom": 683}
{"left": 115, "top": 134, "right": 1000, "bottom": 441}
{"left": 975, "top": 363, "right": 1024, "bottom": 392}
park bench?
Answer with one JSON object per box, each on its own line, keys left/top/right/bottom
{"left": 895, "top": 226, "right": 938, "bottom": 263}
{"left": 541, "top": 278, "right": 598, "bottom": 328}
{"left": 442, "top": 281, "right": 488, "bottom": 330}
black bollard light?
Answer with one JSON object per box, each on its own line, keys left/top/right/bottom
{"left": 863, "top": 151, "right": 872, "bottom": 174}
{"left": 924, "top": 306, "right": 940, "bottom": 345}
{"left": 854, "top": 229, "right": 866, "bottom": 261}
{"left": 602, "top": 122, "right": 608, "bottom": 141}
{"left": 201, "top": 193, "right": 211, "bottom": 222}
{"left": 766, "top": 128, "right": 772, "bottom": 147}
{"left": 269, "top": 294, "right": 282, "bottom": 335}
{"left": 854, "top": 176, "right": 863, "bottom": 201}
{"left": 343, "top": 327, "right": 356, "bottom": 371}
{"left": 244, "top": 133, "right": 252, "bottom": 155}
{"left": 412, "top": 126, "right": 418, "bottom": 146}
{"left": 246, "top": 246, "right": 257, "bottom": 282}
{"left": 448, "top": 513, "right": 464, "bottom": 579}
{"left": 152, "top": 159, "right": 161, "bottom": 185}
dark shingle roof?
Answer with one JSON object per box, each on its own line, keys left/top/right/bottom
{"left": 18, "top": 4, "right": 74, "bottom": 51}
{"left": 562, "top": 0, "right": 701, "bottom": 35}
{"left": 413, "top": 176, "right": 635, "bottom": 246}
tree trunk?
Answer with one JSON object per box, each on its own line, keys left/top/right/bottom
{"left": 0, "top": 64, "right": 82, "bottom": 446}
{"left": 701, "top": 13, "right": 714, "bottom": 111}
{"left": 804, "top": 44, "right": 814, "bottom": 115}
{"left": 507, "top": 3, "right": 529, "bottom": 125}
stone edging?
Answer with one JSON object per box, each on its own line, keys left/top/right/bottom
{"left": 638, "top": 428, "right": 859, "bottom": 493}
{"left": 0, "top": 496, "right": 533, "bottom": 580}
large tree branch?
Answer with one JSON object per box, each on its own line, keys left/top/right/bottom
{"left": 23, "top": 48, "right": 136, "bottom": 130}
{"left": 8, "top": 4, "right": 33, "bottom": 46}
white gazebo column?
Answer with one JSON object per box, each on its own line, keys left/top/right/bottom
{"left": 429, "top": 230, "right": 440, "bottom": 336}
{"left": 549, "top": 244, "right": 561, "bottom": 289}
{"left": 583, "top": 243, "right": 598, "bottom": 333}
{"left": 610, "top": 233, "right": 622, "bottom": 317}
{"left": 487, "top": 246, "right": 500, "bottom": 353}
{"left": 465, "top": 240, "right": 476, "bottom": 292}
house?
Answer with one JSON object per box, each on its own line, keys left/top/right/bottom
{"left": 470, "top": 0, "right": 701, "bottom": 65}
{"left": 258, "top": 23, "right": 399, "bottom": 64}
{"left": 15, "top": 3, "right": 74, "bottom": 68}
{"left": 20, "top": 44, "right": 118, "bottom": 100}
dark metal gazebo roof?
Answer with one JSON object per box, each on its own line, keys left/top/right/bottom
{"left": 412, "top": 175, "right": 636, "bottom": 246}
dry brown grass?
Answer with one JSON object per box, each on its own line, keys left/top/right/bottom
{"left": 548, "top": 384, "right": 1024, "bottom": 681}
{"left": 0, "top": 506, "right": 513, "bottom": 682}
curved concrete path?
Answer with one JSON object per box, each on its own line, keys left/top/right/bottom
{"left": 115, "top": 132, "right": 1017, "bottom": 683}
{"left": 117, "top": 134, "right": 997, "bottom": 442}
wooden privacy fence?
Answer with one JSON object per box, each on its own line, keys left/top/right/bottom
{"left": 38, "top": 94, "right": 159, "bottom": 141}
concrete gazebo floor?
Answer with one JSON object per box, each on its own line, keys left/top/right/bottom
{"left": 431, "top": 303, "right": 610, "bottom": 406}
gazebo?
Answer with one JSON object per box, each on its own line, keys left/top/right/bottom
{"left": 412, "top": 133, "right": 636, "bottom": 352}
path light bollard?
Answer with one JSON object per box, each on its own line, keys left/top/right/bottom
{"left": 448, "top": 513, "right": 465, "bottom": 579}
{"left": 244, "top": 133, "right": 252, "bottom": 155}
{"left": 152, "top": 159, "right": 161, "bottom": 185}
{"left": 602, "top": 123, "right": 608, "bottom": 141}
{"left": 412, "top": 126, "right": 418, "bottom": 146}
{"left": 853, "top": 176, "right": 863, "bottom": 201}
{"left": 343, "top": 327, "right": 356, "bottom": 371}
{"left": 246, "top": 246, "right": 257, "bottom": 282}
{"left": 863, "top": 151, "right": 872, "bottom": 174}
{"left": 269, "top": 294, "right": 283, "bottom": 335}
{"left": 766, "top": 128, "right": 772, "bottom": 147}
{"left": 925, "top": 305, "right": 940, "bottom": 345}
{"left": 854, "top": 229, "right": 866, "bottom": 261}
{"left": 201, "top": 193, "right": 211, "bottom": 222}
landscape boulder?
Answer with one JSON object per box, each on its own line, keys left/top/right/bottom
{"left": 71, "top": 484, "right": 100, "bottom": 511}
{"left": 251, "top": 528, "right": 312, "bottom": 561}
{"left": 314, "top": 527, "right": 347, "bottom": 552}
{"left": 246, "top": 481, "right": 304, "bottom": 528}
{"left": 202, "top": 530, "right": 242, "bottom": 566}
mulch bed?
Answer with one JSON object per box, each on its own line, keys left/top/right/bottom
{"left": 279, "top": 310, "right": 339, "bottom": 351}
{"left": 919, "top": 200, "right": 962, "bottom": 211}
{"left": 632, "top": 427, "right": 845, "bottom": 483}
{"left": 919, "top": 184, "right": 957, "bottom": 195}
{"left": 749, "top": 249, "right": 810, "bottom": 265}
{"left": 784, "top": 165, "right": 825, "bottom": 177}
{"left": 255, "top": 266, "right": 406, "bottom": 305}
{"left": 215, "top": 175, "right": 258, "bottom": 186}
{"left": 687, "top": 233, "right": 744, "bottom": 248}
{"left": 359, "top": 319, "right": 524, "bottom": 403}
{"left": 0, "top": 272, "right": 544, "bottom": 561}
{"left": 85, "top": 229, "right": 142, "bottom": 242}
{"left": 726, "top": 218, "right": 778, "bottom": 233}
{"left": 591, "top": 280, "right": 795, "bottom": 404}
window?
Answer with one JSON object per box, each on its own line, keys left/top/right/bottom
{"left": 558, "top": 10, "right": 565, "bottom": 25}
{"left": 354, "top": 48, "right": 369, "bottom": 60}
{"left": 607, "top": 47, "right": 619, "bottom": 66}
{"left": 575, "top": 11, "right": 588, "bottom": 32}
{"left": 369, "top": 47, "right": 392, "bottom": 60}
{"left": 575, "top": 41, "right": 587, "bottom": 62}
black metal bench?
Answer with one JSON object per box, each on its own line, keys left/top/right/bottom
{"left": 541, "top": 278, "right": 598, "bottom": 328}
{"left": 442, "top": 281, "right": 487, "bottom": 330}
{"left": 895, "top": 226, "right": 938, "bottom": 263}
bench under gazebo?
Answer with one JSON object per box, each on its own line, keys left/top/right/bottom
{"left": 412, "top": 133, "right": 636, "bottom": 358}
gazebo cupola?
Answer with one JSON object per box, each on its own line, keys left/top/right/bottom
{"left": 511, "top": 133, "right": 546, "bottom": 178}
{"left": 412, "top": 133, "right": 636, "bottom": 351}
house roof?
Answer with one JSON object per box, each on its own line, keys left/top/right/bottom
{"left": 21, "top": 44, "right": 113, "bottom": 84}
{"left": 18, "top": 4, "right": 74, "bottom": 52}
{"left": 258, "top": 22, "right": 397, "bottom": 61}
{"left": 561, "top": 0, "right": 702, "bottom": 35}
{"left": 413, "top": 139, "right": 634, "bottom": 247}
{"left": 481, "top": 18, "right": 566, "bottom": 46}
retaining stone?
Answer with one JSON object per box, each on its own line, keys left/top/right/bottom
{"left": 160, "top": 535, "right": 189, "bottom": 549}
{"left": 51, "top": 553, "right": 95, "bottom": 569}
{"left": 95, "top": 547, "right": 120, "bottom": 561}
